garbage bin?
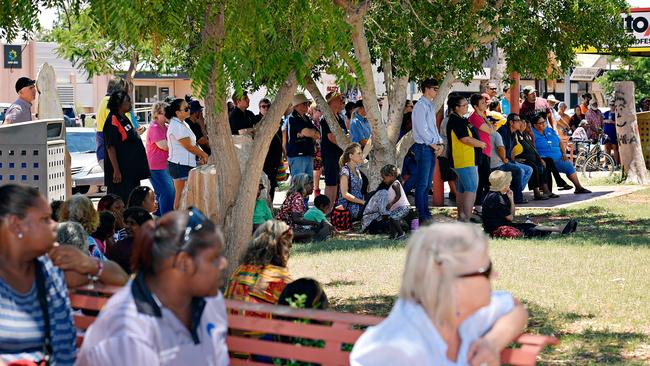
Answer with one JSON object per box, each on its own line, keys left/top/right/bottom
{"left": 0, "top": 119, "right": 67, "bottom": 202}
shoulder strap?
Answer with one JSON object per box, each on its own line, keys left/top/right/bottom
{"left": 34, "top": 259, "right": 52, "bottom": 365}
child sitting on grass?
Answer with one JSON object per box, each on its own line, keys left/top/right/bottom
{"left": 304, "top": 195, "right": 330, "bottom": 224}
{"left": 381, "top": 164, "right": 410, "bottom": 240}
{"left": 253, "top": 183, "right": 274, "bottom": 232}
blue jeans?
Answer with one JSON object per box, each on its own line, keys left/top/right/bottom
{"left": 150, "top": 169, "right": 175, "bottom": 215}
{"left": 497, "top": 162, "right": 532, "bottom": 202}
{"left": 288, "top": 156, "right": 314, "bottom": 180}
{"left": 406, "top": 144, "right": 436, "bottom": 220}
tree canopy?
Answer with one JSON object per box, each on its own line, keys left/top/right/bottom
{"left": 597, "top": 57, "right": 650, "bottom": 105}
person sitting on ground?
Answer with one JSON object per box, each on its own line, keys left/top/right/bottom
{"left": 0, "top": 185, "right": 76, "bottom": 365}
{"left": 381, "top": 164, "right": 410, "bottom": 240}
{"left": 77, "top": 208, "right": 230, "bottom": 365}
{"left": 105, "top": 207, "right": 153, "bottom": 274}
{"left": 91, "top": 211, "right": 117, "bottom": 255}
{"left": 225, "top": 220, "right": 293, "bottom": 306}
{"left": 338, "top": 143, "right": 366, "bottom": 221}
{"left": 97, "top": 193, "right": 128, "bottom": 242}
{"left": 531, "top": 112, "right": 591, "bottom": 194}
{"left": 127, "top": 186, "right": 158, "bottom": 216}
{"left": 304, "top": 195, "right": 334, "bottom": 235}
{"left": 482, "top": 170, "right": 577, "bottom": 238}
{"left": 277, "top": 174, "right": 330, "bottom": 242}
{"left": 350, "top": 223, "right": 529, "bottom": 365}
{"left": 253, "top": 182, "right": 274, "bottom": 233}
{"left": 53, "top": 221, "right": 129, "bottom": 288}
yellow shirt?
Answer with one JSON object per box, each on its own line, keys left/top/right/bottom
{"left": 450, "top": 125, "right": 476, "bottom": 169}
{"left": 512, "top": 134, "right": 524, "bottom": 157}
{"left": 95, "top": 96, "right": 132, "bottom": 132}
{"left": 487, "top": 111, "right": 507, "bottom": 129}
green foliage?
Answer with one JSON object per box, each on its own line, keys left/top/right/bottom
{"left": 272, "top": 293, "right": 325, "bottom": 366}
{"left": 596, "top": 57, "right": 650, "bottom": 104}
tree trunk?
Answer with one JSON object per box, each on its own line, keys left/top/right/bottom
{"left": 124, "top": 52, "right": 139, "bottom": 109}
{"left": 614, "top": 81, "right": 650, "bottom": 184}
{"left": 304, "top": 75, "right": 351, "bottom": 149}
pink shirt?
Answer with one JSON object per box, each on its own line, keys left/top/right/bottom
{"left": 468, "top": 112, "right": 491, "bottom": 157}
{"left": 146, "top": 122, "right": 169, "bottom": 170}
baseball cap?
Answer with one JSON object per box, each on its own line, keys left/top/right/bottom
{"left": 15, "top": 77, "right": 36, "bottom": 93}
{"left": 523, "top": 85, "right": 537, "bottom": 94}
{"left": 189, "top": 100, "right": 204, "bottom": 113}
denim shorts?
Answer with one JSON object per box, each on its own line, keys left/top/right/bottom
{"left": 553, "top": 158, "right": 576, "bottom": 176}
{"left": 168, "top": 161, "right": 193, "bottom": 180}
{"left": 454, "top": 166, "right": 479, "bottom": 193}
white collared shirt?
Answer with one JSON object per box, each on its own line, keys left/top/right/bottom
{"left": 350, "top": 291, "right": 514, "bottom": 366}
{"left": 76, "top": 278, "right": 229, "bottom": 366}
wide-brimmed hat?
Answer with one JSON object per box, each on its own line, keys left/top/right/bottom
{"left": 489, "top": 170, "right": 512, "bottom": 192}
{"left": 547, "top": 94, "right": 560, "bottom": 104}
{"left": 292, "top": 93, "right": 311, "bottom": 107}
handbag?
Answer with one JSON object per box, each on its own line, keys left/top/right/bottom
{"left": 331, "top": 206, "right": 352, "bottom": 231}
{"left": 276, "top": 157, "right": 289, "bottom": 182}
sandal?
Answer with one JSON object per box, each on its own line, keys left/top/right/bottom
{"left": 559, "top": 185, "right": 573, "bottom": 191}
{"left": 574, "top": 188, "right": 592, "bottom": 194}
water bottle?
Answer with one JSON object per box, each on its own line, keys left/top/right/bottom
{"left": 411, "top": 218, "right": 419, "bottom": 231}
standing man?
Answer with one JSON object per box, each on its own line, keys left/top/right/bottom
{"left": 286, "top": 93, "right": 319, "bottom": 179}
{"left": 519, "top": 85, "right": 553, "bottom": 126}
{"left": 258, "top": 98, "right": 283, "bottom": 201}
{"left": 349, "top": 100, "right": 371, "bottom": 148}
{"left": 320, "top": 92, "right": 347, "bottom": 209}
{"left": 186, "top": 100, "right": 211, "bottom": 156}
{"left": 409, "top": 78, "right": 444, "bottom": 224}
{"left": 229, "top": 91, "right": 257, "bottom": 135}
{"left": 2, "top": 77, "right": 37, "bottom": 125}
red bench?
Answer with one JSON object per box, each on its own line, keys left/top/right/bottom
{"left": 69, "top": 284, "right": 558, "bottom": 365}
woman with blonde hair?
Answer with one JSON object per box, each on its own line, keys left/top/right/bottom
{"left": 225, "top": 220, "right": 294, "bottom": 305}
{"left": 351, "top": 223, "right": 528, "bottom": 365}
{"left": 146, "top": 101, "right": 175, "bottom": 215}
{"left": 338, "top": 143, "right": 366, "bottom": 220}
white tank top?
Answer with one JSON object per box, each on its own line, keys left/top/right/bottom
{"left": 388, "top": 181, "right": 410, "bottom": 211}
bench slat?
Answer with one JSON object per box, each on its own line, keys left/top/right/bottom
{"left": 69, "top": 294, "right": 109, "bottom": 311}
{"left": 73, "top": 314, "right": 96, "bottom": 330}
{"left": 74, "top": 283, "right": 122, "bottom": 296}
{"left": 227, "top": 335, "right": 349, "bottom": 365}
{"left": 228, "top": 314, "right": 364, "bottom": 343}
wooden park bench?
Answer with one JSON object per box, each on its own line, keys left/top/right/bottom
{"left": 69, "top": 284, "right": 558, "bottom": 365}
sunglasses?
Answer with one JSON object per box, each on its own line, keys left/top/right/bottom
{"left": 183, "top": 107, "right": 190, "bottom": 112}
{"left": 179, "top": 207, "right": 207, "bottom": 246}
{"left": 458, "top": 261, "right": 492, "bottom": 279}
{"left": 490, "top": 88, "right": 498, "bottom": 91}
{"left": 260, "top": 104, "right": 270, "bottom": 109}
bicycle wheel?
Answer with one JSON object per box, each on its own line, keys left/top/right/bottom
{"left": 574, "top": 152, "right": 588, "bottom": 171}
{"left": 582, "top": 152, "right": 615, "bottom": 178}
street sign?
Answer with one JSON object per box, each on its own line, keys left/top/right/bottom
{"left": 623, "top": 8, "right": 650, "bottom": 52}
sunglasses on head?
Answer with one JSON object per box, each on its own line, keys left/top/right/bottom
{"left": 458, "top": 261, "right": 492, "bottom": 279}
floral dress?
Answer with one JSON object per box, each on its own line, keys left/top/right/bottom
{"left": 337, "top": 164, "right": 364, "bottom": 219}
{"left": 276, "top": 192, "right": 306, "bottom": 229}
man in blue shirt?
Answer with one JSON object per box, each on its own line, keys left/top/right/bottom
{"left": 404, "top": 78, "right": 444, "bottom": 224}
{"left": 349, "top": 100, "right": 371, "bottom": 148}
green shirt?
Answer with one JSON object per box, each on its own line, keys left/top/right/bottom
{"left": 304, "top": 207, "right": 327, "bottom": 223}
{"left": 253, "top": 199, "right": 273, "bottom": 225}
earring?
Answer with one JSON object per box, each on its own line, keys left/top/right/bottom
{"left": 17, "top": 232, "right": 24, "bottom": 239}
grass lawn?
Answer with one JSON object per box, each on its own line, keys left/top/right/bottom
{"left": 290, "top": 187, "right": 650, "bottom": 365}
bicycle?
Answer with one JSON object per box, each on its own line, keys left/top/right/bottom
{"left": 571, "top": 133, "right": 616, "bottom": 178}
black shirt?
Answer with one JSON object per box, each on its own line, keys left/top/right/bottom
{"left": 482, "top": 191, "right": 512, "bottom": 233}
{"left": 286, "top": 110, "right": 316, "bottom": 157}
{"left": 320, "top": 114, "right": 346, "bottom": 162}
{"left": 446, "top": 113, "right": 481, "bottom": 168}
{"left": 185, "top": 118, "right": 212, "bottom": 156}
{"left": 229, "top": 108, "right": 257, "bottom": 135}
{"left": 497, "top": 125, "right": 517, "bottom": 160}
{"left": 103, "top": 113, "right": 150, "bottom": 184}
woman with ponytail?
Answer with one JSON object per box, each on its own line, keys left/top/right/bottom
{"left": 225, "top": 220, "right": 293, "bottom": 305}
{"left": 77, "top": 208, "right": 229, "bottom": 365}
{"left": 351, "top": 223, "right": 528, "bottom": 366}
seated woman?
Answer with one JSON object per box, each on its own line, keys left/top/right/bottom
{"left": 76, "top": 208, "right": 230, "bottom": 365}
{"left": 253, "top": 182, "right": 273, "bottom": 233}
{"left": 53, "top": 221, "right": 129, "bottom": 287}
{"left": 482, "top": 170, "right": 577, "bottom": 238}
{"left": 127, "top": 186, "right": 158, "bottom": 216}
{"left": 338, "top": 143, "right": 366, "bottom": 221}
{"left": 277, "top": 174, "right": 330, "bottom": 242}
{"left": 531, "top": 112, "right": 591, "bottom": 194}
{"left": 225, "top": 220, "right": 293, "bottom": 305}
{"left": 0, "top": 185, "right": 76, "bottom": 365}
{"left": 513, "top": 114, "right": 558, "bottom": 200}
{"left": 350, "top": 223, "right": 528, "bottom": 365}
{"left": 105, "top": 207, "right": 153, "bottom": 274}
{"left": 59, "top": 194, "right": 104, "bottom": 257}
{"left": 91, "top": 211, "right": 117, "bottom": 254}
{"left": 97, "top": 193, "right": 128, "bottom": 242}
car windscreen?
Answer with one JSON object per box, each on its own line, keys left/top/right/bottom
{"left": 67, "top": 132, "right": 96, "bottom": 153}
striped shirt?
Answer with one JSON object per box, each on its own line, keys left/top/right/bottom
{"left": 0, "top": 255, "right": 76, "bottom": 365}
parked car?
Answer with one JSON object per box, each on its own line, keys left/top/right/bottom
{"left": 0, "top": 102, "right": 12, "bottom": 123}
{"left": 66, "top": 127, "right": 104, "bottom": 194}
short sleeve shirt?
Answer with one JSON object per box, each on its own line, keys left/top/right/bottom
{"left": 2, "top": 98, "right": 32, "bottom": 124}
{"left": 520, "top": 98, "right": 551, "bottom": 123}
{"left": 533, "top": 127, "right": 562, "bottom": 160}
{"left": 229, "top": 108, "right": 257, "bottom": 135}
{"left": 146, "top": 122, "right": 169, "bottom": 170}
{"left": 286, "top": 111, "right": 316, "bottom": 158}
{"left": 304, "top": 207, "right": 327, "bottom": 223}
{"left": 186, "top": 118, "right": 212, "bottom": 156}
{"left": 482, "top": 191, "right": 512, "bottom": 232}
{"left": 167, "top": 117, "right": 197, "bottom": 167}
{"left": 468, "top": 113, "right": 491, "bottom": 157}
{"left": 320, "top": 115, "right": 345, "bottom": 162}
{"left": 489, "top": 132, "right": 505, "bottom": 169}
{"left": 103, "top": 113, "right": 150, "bottom": 182}
{"left": 447, "top": 114, "right": 480, "bottom": 169}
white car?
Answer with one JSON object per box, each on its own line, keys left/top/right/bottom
{"left": 66, "top": 127, "right": 104, "bottom": 194}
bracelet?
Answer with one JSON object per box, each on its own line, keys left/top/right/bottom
{"left": 90, "top": 258, "right": 104, "bottom": 280}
